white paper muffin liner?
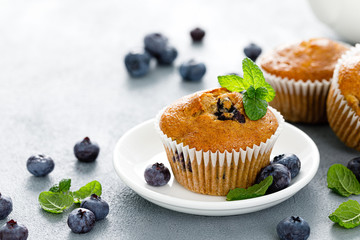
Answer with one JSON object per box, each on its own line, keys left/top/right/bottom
{"left": 155, "top": 106, "right": 284, "bottom": 196}
{"left": 258, "top": 60, "right": 330, "bottom": 123}
{"left": 327, "top": 44, "right": 360, "bottom": 151}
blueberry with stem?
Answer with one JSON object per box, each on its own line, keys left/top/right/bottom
{"left": 74, "top": 137, "right": 100, "bottom": 162}
{"left": 277, "top": 216, "right": 310, "bottom": 240}
{"left": 67, "top": 208, "right": 96, "bottom": 234}
{"left": 144, "top": 162, "right": 171, "bottom": 186}
{"left": 0, "top": 220, "right": 28, "bottom": 240}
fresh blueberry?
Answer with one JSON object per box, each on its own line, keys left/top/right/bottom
{"left": 244, "top": 43, "right": 262, "bottom": 62}
{"left": 26, "top": 154, "right": 55, "bottom": 177}
{"left": 80, "top": 194, "right": 109, "bottom": 221}
{"left": 124, "top": 50, "right": 151, "bottom": 77}
{"left": 144, "top": 33, "right": 168, "bottom": 56}
{"left": 0, "top": 220, "right": 28, "bottom": 240}
{"left": 0, "top": 193, "right": 13, "bottom": 220}
{"left": 74, "top": 137, "right": 100, "bottom": 162}
{"left": 190, "top": 27, "right": 205, "bottom": 42}
{"left": 347, "top": 157, "right": 360, "bottom": 182}
{"left": 272, "top": 153, "right": 301, "bottom": 178}
{"left": 256, "top": 163, "right": 291, "bottom": 194}
{"left": 277, "top": 216, "right": 310, "bottom": 240}
{"left": 179, "top": 60, "right": 206, "bottom": 81}
{"left": 144, "top": 162, "right": 171, "bottom": 186}
{"left": 156, "top": 46, "right": 178, "bottom": 65}
{"left": 67, "top": 208, "right": 95, "bottom": 234}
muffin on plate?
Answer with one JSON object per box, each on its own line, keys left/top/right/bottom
{"left": 155, "top": 88, "right": 284, "bottom": 196}
{"left": 327, "top": 44, "right": 360, "bottom": 151}
{"left": 258, "top": 38, "right": 349, "bottom": 123}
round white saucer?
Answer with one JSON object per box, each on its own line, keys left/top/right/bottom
{"left": 113, "top": 119, "right": 319, "bottom": 216}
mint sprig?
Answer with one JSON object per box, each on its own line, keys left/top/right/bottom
{"left": 327, "top": 164, "right": 360, "bottom": 197}
{"left": 226, "top": 176, "right": 273, "bottom": 201}
{"left": 218, "top": 58, "right": 275, "bottom": 120}
{"left": 329, "top": 199, "right": 360, "bottom": 229}
{"left": 38, "top": 178, "right": 102, "bottom": 213}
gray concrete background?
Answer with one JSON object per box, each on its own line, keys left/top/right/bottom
{"left": 1, "top": 0, "right": 359, "bottom": 239}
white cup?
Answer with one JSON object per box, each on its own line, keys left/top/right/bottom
{"left": 308, "top": 0, "right": 360, "bottom": 43}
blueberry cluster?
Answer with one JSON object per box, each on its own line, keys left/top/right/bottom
{"left": 125, "top": 30, "right": 207, "bottom": 81}
{"left": 214, "top": 97, "right": 246, "bottom": 123}
{"left": 68, "top": 194, "right": 109, "bottom": 234}
{"left": 124, "top": 33, "right": 178, "bottom": 77}
{"left": 23, "top": 137, "right": 103, "bottom": 236}
{"left": 256, "top": 153, "right": 301, "bottom": 194}
{"left": 0, "top": 193, "right": 28, "bottom": 240}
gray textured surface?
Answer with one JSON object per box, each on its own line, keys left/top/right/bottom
{"left": 0, "top": 0, "right": 359, "bottom": 239}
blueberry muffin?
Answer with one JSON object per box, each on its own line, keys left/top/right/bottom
{"left": 258, "top": 38, "right": 349, "bottom": 123}
{"left": 327, "top": 45, "right": 360, "bottom": 151}
{"left": 156, "top": 88, "right": 284, "bottom": 196}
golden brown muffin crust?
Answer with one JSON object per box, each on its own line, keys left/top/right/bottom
{"left": 159, "top": 88, "right": 279, "bottom": 152}
{"left": 338, "top": 55, "right": 360, "bottom": 116}
{"left": 260, "top": 38, "right": 349, "bottom": 81}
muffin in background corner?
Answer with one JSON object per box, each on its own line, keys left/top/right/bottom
{"left": 155, "top": 88, "right": 284, "bottom": 196}
{"left": 258, "top": 38, "right": 349, "bottom": 123}
{"left": 327, "top": 44, "right": 360, "bottom": 151}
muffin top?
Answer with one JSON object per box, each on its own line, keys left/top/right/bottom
{"left": 338, "top": 54, "right": 360, "bottom": 116}
{"left": 260, "top": 38, "right": 349, "bottom": 81}
{"left": 159, "top": 88, "right": 279, "bottom": 152}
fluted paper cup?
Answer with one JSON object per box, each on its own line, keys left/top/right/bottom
{"left": 327, "top": 44, "right": 360, "bottom": 151}
{"left": 258, "top": 64, "right": 330, "bottom": 123}
{"left": 155, "top": 106, "right": 284, "bottom": 196}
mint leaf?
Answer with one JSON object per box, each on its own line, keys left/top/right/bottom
{"left": 49, "top": 179, "right": 71, "bottom": 193}
{"left": 226, "top": 176, "right": 273, "bottom": 201}
{"left": 38, "top": 192, "right": 74, "bottom": 213}
{"left": 255, "top": 87, "right": 268, "bottom": 100}
{"left": 246, "top": 85, "right": 256, "bottom": 98}
{"left": 218, "top": 75, "right": 247, "bottom": 92}
{"left": 72, "top": 180, "right": 102, "bottom": 203}
{"left": 329, "top": 200, "right": 360, "bottom": 228}
{"left": 263, "top": 82, "right": 275, "bottom": 102}
{"left": 243, "top": 92, "right": 268, "bottom": 121}
{"left": 242, "top": 57, "right": 265, "bottom": 89}
{"left": 49, "top": 185, "right": 59, "bottom": 193}
{"left": 59, "top": 179, "right": 71, "bottom": 192}
{"left": 327, "top": 164, "right": 360, "bottom": 197}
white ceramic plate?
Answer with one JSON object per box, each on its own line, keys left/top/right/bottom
{"left": 113, "top": 119, "right": 320, "bottom": 216}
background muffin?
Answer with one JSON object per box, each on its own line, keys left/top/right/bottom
{"left": 327, "top": 45, "right": 360, "bottom": 151}
{"left": 259, "top": 38, "right": 349, "bottom": 123}
{"left": 156, "top": 88, "right": 284, "bottom": 196}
